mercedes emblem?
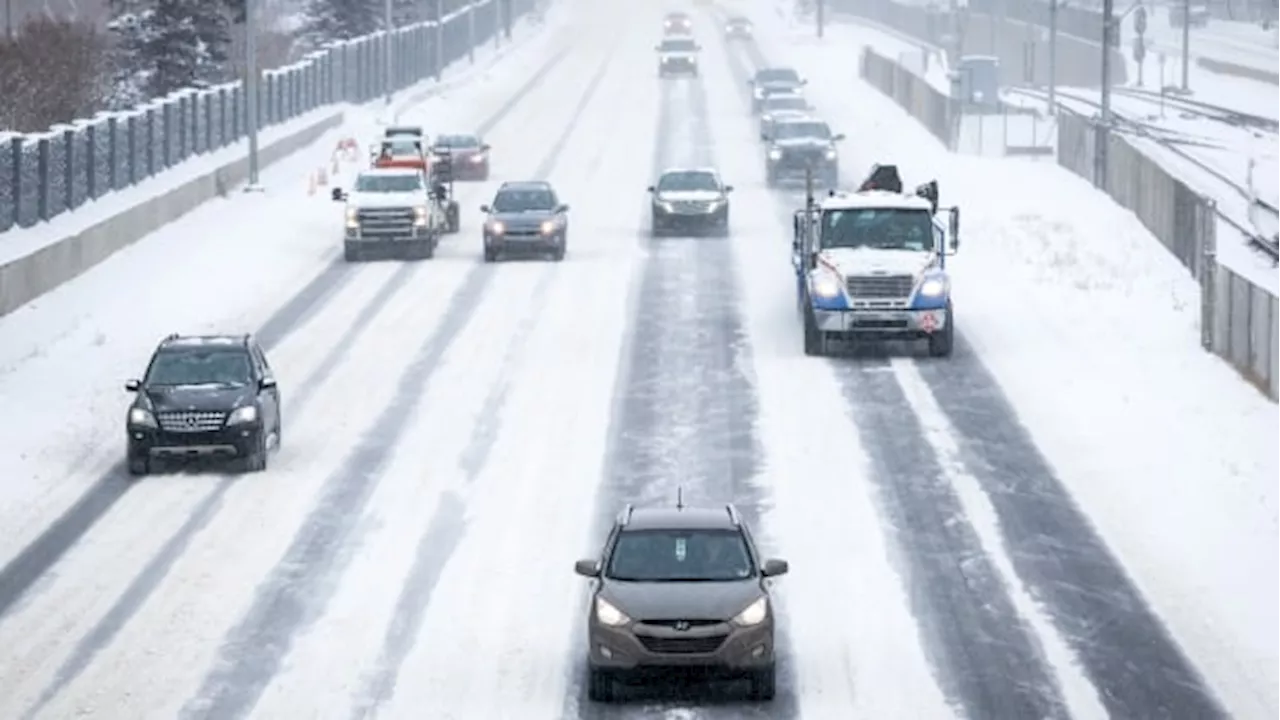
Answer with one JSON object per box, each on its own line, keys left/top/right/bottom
{"left": 674, "top": 620, "right": 690, "bottom": 631}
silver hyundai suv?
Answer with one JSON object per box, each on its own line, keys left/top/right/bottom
{"left": 574, "top": 502, "right": 789, "bottom": 702}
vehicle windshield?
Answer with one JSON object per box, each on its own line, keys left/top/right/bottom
{"left": 756, "top": 68, "right": 799, "bottom": 84}
{"left": 765, "top": 97, "right": 807, "bottom": 111}
{"left": 728, "top": 17, "right": 751, "bottom": 25}
{"left": 355, "top": 174, "right": 421, "bottom": 192}
{"left": 657, "top": 171, "right": 719, "bottom": 192}
{"left": 773, "top": 121, "right": 831, "bottom": 140}
{"left": 492, "top": 188, "right": 556, "bottom": 212}
{"left": 146, "top": 349, "right": 253, "bottom": 387}
{"left": 821, "top": 207, "right": 937, "bottom": 251}
{"left": 606, "top": 529, "right": 755, "bottom": 582}
{"left": 383, "top": 140, "right": 419, "bottom": 155}
{"left": 660, "top": 38, "right": 697, "bottom": 52}
{"left": 434, "top": 135, "right": 480, "bottom": 148}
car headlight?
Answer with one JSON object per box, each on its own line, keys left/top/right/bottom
{"left": 768, "top": 149, "right": 782, "bottom": 160}
{"left": 810, "top": 269, "right": 842, "bottom": 298}
{"left": 595, "top": 597, "right": 631, "bottom": 627}
{"left": 227, "top": 405, "right": 259, "bottom": 425}
{"left": 488, "top": 220, "right": 505, "bottom": 235}
{"left": 753, "top": 88, "right": 765, "bottom": 98}
{"left": 128, "top": 407, "right": 157, "bottom": 428}
{"left": 919, "top": 277, "right": 948, "bottom": 296}
{"left": 468, "top": 154, "right": 485, "bottom": 163}
{"left": 540, "top": 220, "right": 556, "bottom": 234}
{"left": 413, "top": 205, "right": 427, "bottom": 226}
{"left": 658, "top": 201, "right": 675, "bottom": 211}
{"left": 826, "top": 149, "right": 837, "bottom": 159}
{"left": 733, "top": 597, "right": 769, "bottom": 626}
{"left": 345, "top": 208, "right": 358, "bottom": 228}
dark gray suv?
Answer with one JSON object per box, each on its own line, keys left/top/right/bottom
{"left": 574, "top": 503, "right": 789, "bottom": 702}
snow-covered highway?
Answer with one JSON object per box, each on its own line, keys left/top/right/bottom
{"left": 0, "top": 0, "right": 1275, "bottom": 718}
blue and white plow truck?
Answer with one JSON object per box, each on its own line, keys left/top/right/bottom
{"left": 791, "top": 164, "right": 961, "bottom": 357}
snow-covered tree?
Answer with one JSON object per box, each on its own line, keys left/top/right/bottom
{"left": 300, "top": 0, "right": 381, "bottom": 49}
{"left": 107, "top": 0, "right": 235, "bottom": 104}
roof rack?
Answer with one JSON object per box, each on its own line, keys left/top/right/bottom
{"left": 164, "top": 332, "right": 180, "bottom": 341}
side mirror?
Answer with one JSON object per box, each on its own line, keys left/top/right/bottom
{"left": 125, "top": 379, "right": 141, "bottom": 392}
{"left": 724, "top": 185, "right": 734, "bottom": 192}
{"left": 480, "top": 143, "right": 491, "bottom": 151}
{"left": 800, "top": 78, "right": 809, "bottom": 85}
{"left": 480, "top": 204, "right": 490, "bottom": 212}
{"left": 646, "top": 185, "right": 655, "bottom": 193}
{"left": 831, "top": 133, "right": 846, "bottom": 142}
{"left": 792, "top": 209, "right": 804, "bottom": 239}
{"left": 556, "top": 204, "right": 570, "bottom": 213}
{"left": 948, "top": 206, "right": 961, "bottom": 251}
{"left": 760, "top": 132, "right": 769, "bottom": 141}
{"left": 260, "top": 376, "right": 277, "bottom": 390}
{"left": 761, "top": 558, "right": 789, "bottom": 577}
{"left": 746, "top": 78, "right": 754, "bottom": 85}
{"left": 331, "top": 188, "right": 345, "bottom": 201}
{"left": 574, "top": 559, "right": 601, "bottom": 577}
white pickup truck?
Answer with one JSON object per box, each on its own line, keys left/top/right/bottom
{"left": 332, "top": 167, "right": 450, "bottom": 261}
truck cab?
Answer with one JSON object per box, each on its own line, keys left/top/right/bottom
{"left": 791, "top": 165, "right": 960, "bottom": 357}
{"left": 331, "top": 167, "right": 448, "bottom": 261}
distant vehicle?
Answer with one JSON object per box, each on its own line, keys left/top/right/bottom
{"left": 663, "top": 10, "right": 693, "bottom": 34}
{"left": 648, "top": 167, "right": 733, "bottom": 236}
{"left": 748, "top": 67, "right": 806, "bottom": 112}
{"left": 757, "top": 92, "right": 810, "bottom": 137}
{"left": 791, "top": 164, "right": 961, "bottom": 357}
{"left": 656, "top": 36, "right": 701, "bottom": 77}
{"left": 125, "top": 334, "right": 281, "bottom": 476}
{"left": 332, "top": 167, "right": 450, "bottom": 261}
{"left": 371, "top": 136, "right": 429, "bottom": 173}
{"left": 429, "top": 133, "right": 491, "bottom": 181}
{"left": 384, "top": 125, "right": 425, "bottom": 141}
{"left": 480, "top": 181, "right": 569, "bottom": 261}
{"left": 764, "top": 116, "right": 844, "bottom": 188}
{"left": 574, "top": 498, "right": 789, "bottom": 703}
{"left": 724, "top": 15, "right": 754, "bottom": 39}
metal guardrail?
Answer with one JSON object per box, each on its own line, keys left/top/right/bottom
{"left": 0, "top": 0, "right": 531, "bottom": 236}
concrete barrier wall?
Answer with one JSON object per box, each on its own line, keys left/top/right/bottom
{"left": 863, "top": 35, "right": 1275, "bottom": 400}
{"left": 0, "top": 111, "right": 343, "bottom": 318}
{"left": 831, "top": 0, "right": 1128, "bottom": 87}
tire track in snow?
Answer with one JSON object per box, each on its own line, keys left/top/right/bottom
{"left": 913, "top": 338, "right": 1228, "bottom": 719}
{"left": 344, "top": 52, "right": 618, "bottom": 720}
{"left": 177, "top": 54, "right": 617, "bottom": 720}
{"left": 720, "top": 31, "right": 1072, "bottom": 720}
{"left": 0, "top": 46, "right": 571, "bottom": 626}
{"left": 569, "top": 72, "right": 791, "bottom": 719}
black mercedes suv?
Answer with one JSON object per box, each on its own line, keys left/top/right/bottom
{"left": 574, "top": 500, "right": 789, "bottom": 702}
{"left": 125, "top": 334, "right": 281, "bottom": 475}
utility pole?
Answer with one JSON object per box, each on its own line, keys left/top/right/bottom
{"left": 244, "top": 0, "right": 262, "bottom": 191}
{"left": 5, "top": 0, "right": 12, "bottom": 41}
{"left": 467, "top": 0, "right": 475, "bottom": 63}
{"left": 817, "top": 0, "right": 825, "bottom": 38}
{"left": 1180, "top": 0, "right": 1191, "bottom": 90}
{"left": 434, "top": 0, "right": 444, "bottom": 80}
{"left": 1096, "top": 0, "right": 1114, "bottom": 190}
{"left": 1048, "top": 0, "right": 1058, "bottom": 107}
{"left": 385, "top": 0, "right": 394, "bottom": 104}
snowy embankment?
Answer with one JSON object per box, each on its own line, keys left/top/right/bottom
{"left": 743, "top": 3, "right": 1280, "bottom": 717}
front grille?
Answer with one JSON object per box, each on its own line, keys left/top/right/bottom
{"left": 501, "top": 224, "right": 544, "bottom": 238}
{"left": 642, "top": 619, "right": 723, "bottom": 629}
{"left": 671, "top": 201, "right": 712, "bottom": 213}
{"left": 776, "top": 149, "right": 830, "bottom": 167}
{"left": 356, "top": 207, "right": 416, "bottom": 236}
{"left": 847, "top": 275, "right": 915, "bottom": 299}
{"left": 157, "top": 411, "right": 226, "bottom": 433}
{"left": 637, "top": 633, "right": 728, "bottom": 654}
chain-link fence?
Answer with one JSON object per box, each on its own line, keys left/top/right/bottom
{"left": 0, "top": 0, "right": 529, "bottom": 236}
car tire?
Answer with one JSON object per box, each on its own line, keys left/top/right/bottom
{"left": 748, "top": 665, "right": 777, "bottom": 701}
{"left": 650, "top": 216, "right": 665, "bottom": 237}
{"left": 344, "top": 244, "right": 360, "bottom": 262}
{"left": 483, "top": 246, "right": 498, "bottom": 262}
{"left": 446, "top": 203, "right": 461, "bottom": 233}
{"left": 928, "top": 303, "right": 955, "bottom": 358}
{"left": 552, "top": 236, "right": 566, "bottom": 261}
{"left": 587, "top": 667, "right": 616, "bottom": 703}
{"left": 803, "top": 301, "right": 826, "bottom": 357}
{"left": 127, "top": 455, "right": 150, "bottom": 477}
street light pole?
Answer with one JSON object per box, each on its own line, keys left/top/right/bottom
{"left": 384, "top": 0, "right": 394, "bottom": 104}
{"left": 245, "top": 0, "right": 262, "bottom": 191}
{"left": 1096, "top": 0, "right": 1113, "bottom": 190}
{"left": 1180, "top": 0, "right": 1191, "bottom": 90}
{"left": 5, "top": 0, "right": 13, "bottom": 41}
{"left": 1048, "top": 0, "right": 1058, "bottom": 107}
{"left": 435, "top": 0, "right": 444, "bottom": 81}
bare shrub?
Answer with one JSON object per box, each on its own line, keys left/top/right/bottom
{"left": 0, "top": 17, "right": 108, "bottom": 132}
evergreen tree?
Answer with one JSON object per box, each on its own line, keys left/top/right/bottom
{"left": 301, "top": 0, "right": 381, "bottom": 48}
{"left": 107, "top": 0, "right": 235, "bottom": 103}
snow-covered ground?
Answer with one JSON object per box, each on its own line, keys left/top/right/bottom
{"left": 0, "top": 0, "right": 1275, "bottom": 717}
{"left": 1125, "top": 4, "right": 1280, "bottom": 77}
